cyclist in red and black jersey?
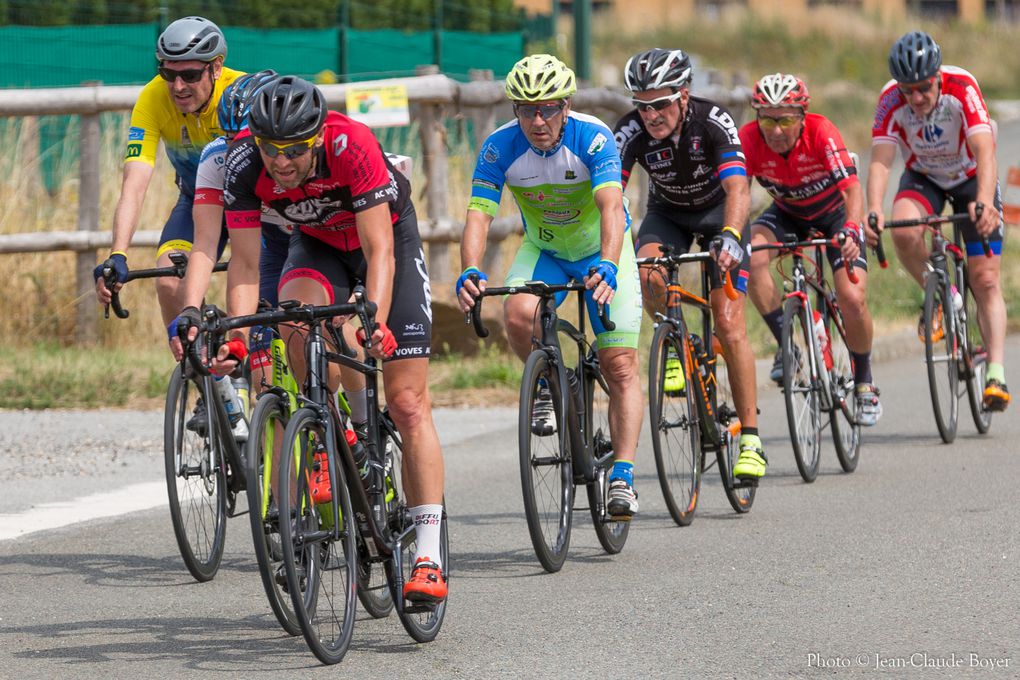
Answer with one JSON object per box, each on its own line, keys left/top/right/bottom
{"left": 865, "top": 31, "right": 1008, "bottom": 411}
{"left": 223, "top": 76, "right": 447, "bottom": 603}
{"left": 614, "top": 48, "right": 767, "bottom": 481}
{"left": 740, "top": 73, "right": 881, "bottom": 426}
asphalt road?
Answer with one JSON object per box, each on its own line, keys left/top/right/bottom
{"left": 1, "top": 335, "right": 1017, "bottom": 678}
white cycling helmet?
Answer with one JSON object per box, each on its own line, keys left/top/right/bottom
{"left": 156, "top": 16, "right": 227, "bottom": 62}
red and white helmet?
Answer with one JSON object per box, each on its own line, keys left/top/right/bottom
{"left": 751, "top": 73, "right": 810, "bottom": 110}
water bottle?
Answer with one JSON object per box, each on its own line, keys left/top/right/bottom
{"left": 812, "top": 310, "right": 833, "bottom": 371}
{"left": 214, "top": 375, "right": 248, "bottom": 442}
{"left": 345, "top": 428, "right": 370, "bottom": 481}
{"left": 950, "top": 285, "right": 964, "bottom": 313}
{"left": 689, "top": 334, "right": 708, "bottom": 379}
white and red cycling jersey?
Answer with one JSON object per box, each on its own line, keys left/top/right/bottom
{"left": 739, "top": 113, "right": 858, "bottom": 222}
{"left": 872, "top": 65, "right": 993, "bottom": 190}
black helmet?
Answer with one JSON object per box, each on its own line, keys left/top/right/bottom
{"left": 889, "top": 31, "right": 942, "bottom": 83}
{"left": 624, "top": 48, "right": 692, "bottom": 92}
{"left": 248, "top": 76, "right": 327, "bottom": 141}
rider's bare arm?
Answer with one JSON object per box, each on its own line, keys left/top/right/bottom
{"left": 355, "top": 202, "right": 396, "bottom": 328}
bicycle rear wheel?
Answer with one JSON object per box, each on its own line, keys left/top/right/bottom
{"left": 519, "top": 350, "right": 573, "bottom": 573}
{"left": 244, "top": 391, "right": 300, "bottom": 635}
{"left": 357, "top": 417, "right": 398, "bottom": 619}
{"left": 164, "top": 369, "right": 226, "bottom": 582}
{"left": 712, "top": 340, "right": 755, "bottom": 513}
{"left": 827, "top": 307, "right": 860, "bottom": 472}
{"left": 390, "top": 502, "right": 449, "bottom": 642}
{"left": 781, "top": 297, "right": 822, "bottom": 482}
{"left": 960, "top": 276, "right": 992, "bottom": 434}
{"left": 923, "top": 273, "right": 959, "bottom": 443}
{"left": 279, "top": 407, "right": 357, "bottom": 665}
{"left": 647, "top": 322, "right": 701, "bottom": 526}
{"left": 585, "top": 360, "right": 630, "bottom": 553}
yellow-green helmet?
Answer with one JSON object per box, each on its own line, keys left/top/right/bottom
{"left": 505, "top": 54, "right": 577, "bottom": 102}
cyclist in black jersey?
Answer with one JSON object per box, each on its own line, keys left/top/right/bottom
{"left": 613, "top": 48, "right": 766, "bottom": 481}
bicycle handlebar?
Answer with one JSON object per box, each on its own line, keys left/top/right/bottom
{"left": 750, "top": 232, "right": 859, "bottom": 284}
{"left": 465, "top": 276, "right": 615, "bottom": 338}
{"left": 636, "top": 247, "right": 740, "bottom": 300}
{"left": 103, "top": 252, "right": 228, "bottom": 319}
{"left": 868, "top": 203, "right": 991, "bottom": 265}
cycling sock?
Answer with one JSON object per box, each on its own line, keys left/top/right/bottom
{"left": 762, "top": 307, "right": 783, "bottom": 344}
{"left": 741, "top": 426, "right": 758, "bottom": 437}
{"left": 346, "top": 387, "right": 368, "bottom": 424}
{"left": 609, "top": 459, "right": 634, "bottom": 485}
{"left": 987, "top": 362, "right": 1005, "bottom": 384}
{"left": 739, "top": 432, "right": 763, "bottom": 452}
{"left": 409, "top": 504, "right": 443, "bottom": 569}
{"left": 851, "top": 351, "right": 872, "bottom": 384}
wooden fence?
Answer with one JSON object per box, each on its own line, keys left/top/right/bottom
{"left": 0, "top": 71, "right": 750, "bottom": 342}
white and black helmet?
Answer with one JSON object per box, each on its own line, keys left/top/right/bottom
{"left": 624, "top": 48, "right": 692, "bottom": 92}
{"left": 156, "top": 16, "right": 227, "bottom": 62}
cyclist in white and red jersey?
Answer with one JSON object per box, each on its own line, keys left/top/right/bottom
{"left": 613, "top": 48, "right": 767, "bottom": 480}
{"left": 223, "top": 76, "right": 447, "bottom": 603}
{"left": 740, "top": 73, "right": 882, "bottom": 425}
{"left": 865, "top": 31, "right": 1009, "bottom": 411}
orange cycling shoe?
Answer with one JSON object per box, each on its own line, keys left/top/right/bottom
{"left": 983, "top": 379, "right": 1010, "bottom": 412}
{"left": 917, "top": 306, "right": 944, "bottom": 344}
{"left": 403, "top": 557, "right": 447, "bottom": 603}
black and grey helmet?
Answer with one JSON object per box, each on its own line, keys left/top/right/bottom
{"left": 247, "top": 76, "right": 327, "bottom": 142}
{"left": 157, "top": 16, "right": 227, "bottom": 62}
{"left": 624, "top": 48, "right": 692, "bottom": 92}
{"left": 889, "top": 31, "right": 941, "bottom": 83}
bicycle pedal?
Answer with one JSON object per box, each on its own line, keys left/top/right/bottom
{"left": 732, "top": 478, "right": 759, "bottom": 489}
{"left": 403, "top": 602, "right": 439, "bottom": 614}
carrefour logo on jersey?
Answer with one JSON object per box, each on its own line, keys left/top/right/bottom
{"left": 919, "top": 123, "right": 944, "bottom": 143}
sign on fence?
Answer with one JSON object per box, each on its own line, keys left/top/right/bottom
{"left": 345, "top": 84, "right": 410, "bottom": 127}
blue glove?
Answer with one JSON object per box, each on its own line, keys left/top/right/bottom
{"left": 169, "top": 306, "right": 201, "bottom": 343}
{"left": 456, "top": 267, "right": 488, "bottom": 296}
{"left": 93, "top": 252, "right": 128, "bottom": 285}
{"left": 592, "top": 259, "right": 619, "bottom": 292}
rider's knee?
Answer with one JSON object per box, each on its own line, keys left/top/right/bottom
{"left": 968, "top": 267, "right": 1001, "bottom": 297}
{"left": 714, "top": 310, "right": 747, "bottom": 347}
{"left": 385, "top": 382, "right": 429, "bottom": 431}
{"left": 600, "top": 349, "right": 639, "bottom": 386}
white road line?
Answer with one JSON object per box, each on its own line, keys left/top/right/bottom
{"left": 0, "top": 481, "right": 168, "bottom": 541}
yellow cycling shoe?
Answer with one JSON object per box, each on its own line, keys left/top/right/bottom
{"left": 983, "top": 379, "right": 1010, "bottom": 412}
{"left": 733, "top": 437, "right": 767, "bottom": 479}
{"left": 664, "top": 354, "right": 685, "bottom": 394}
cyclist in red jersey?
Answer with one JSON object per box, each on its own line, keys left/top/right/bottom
{"left": 865, "top": 31, "right": 1009, "bottom": 411}
{"left": 223, "top": 76, "right": 447, "bottom": 603}
{"left": 740, "top": 73, "right": 882, "bottom": 425}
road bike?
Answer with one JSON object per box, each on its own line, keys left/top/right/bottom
{"left": 637, "top": 245, "right": 754, "bottom": 524}
{"left": 869, "top": 208, "right": 993, "bottom": 443}
{"left": 468, "top": 276, "right": 628, "bottom": 573}
{"left": 751, "top": 234, "right": 861, "bottom": 482}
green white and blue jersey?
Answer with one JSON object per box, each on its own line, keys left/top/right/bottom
{"left": 468, "top": 112, "right": 626, "bottom": 262}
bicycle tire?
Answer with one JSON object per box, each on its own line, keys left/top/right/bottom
{"left": 390, "top": 501, "right": 449, "bottom": 642}
{"left": 244, "top": 391, "right": 301, "bottom": 635}
{"left": 279, "top": 407, "right": 357, "bottom": 665}
{"left": 585, "top": 359, "right": 630, "bottom": 552}
{"left": 923, "top": 273, "right": 959, "bottom": 443}
{"left": 647, "top": 322, "right": 701, "bottom": 526}
{"left": 519, "top": 350, "right": 573, "bottom": 573}
{"left": 959, "top": 271, "right": 992, "bottom": 434}
{"left": 712, "top": 340, "right": 755, "bottom": 512}
{"left": 357, "top": 417, "right": 398, "bottom": 619}
{"left": 781, "top": 296, "right": 822, "bottom": 482}
{"left": 826, "top": 306, "right": 861, "bottom": 472}
{"left": 164, "top": 369, "right": 226, "bottom": 582}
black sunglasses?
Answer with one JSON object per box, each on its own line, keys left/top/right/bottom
{"left": 514, "top": 102, "right": 566, "bottom": 120}
{"left": 158, "top": 63, "right": 211, "bottom": 84}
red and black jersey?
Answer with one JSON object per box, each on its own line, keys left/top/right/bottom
{"left": 739, "top": 112, "right": 858, "bottom": 222}
{"left": 223, "top": 111, "right": 411, "bottom": 251}
{"left": 613, "top": 95, "right": 747, "bottom": 211}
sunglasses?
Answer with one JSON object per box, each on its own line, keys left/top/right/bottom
{"left": 514, "top": 102, "right": 566, "bottom": 120}
{"left": 631, "top": 92, "right": 683, "bottom": 112}
{"left": 255, "top": 134, "right": 318, "bottom": 159}
{"left": 157, "top": 63, "right": 211, "bottom": 84}
{"left": 897, "top": 78, "right": 937, "bottom": 96}
{"left": 757, "top": 114, "right": 803, "bottom": 131}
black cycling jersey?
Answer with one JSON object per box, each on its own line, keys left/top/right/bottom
{"left": 613, "top": 95, "right": 746, "bottom": 212}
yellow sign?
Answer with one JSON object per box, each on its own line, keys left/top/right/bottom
{"left": 345, "top": 84, "right": 410, "bottom": 128}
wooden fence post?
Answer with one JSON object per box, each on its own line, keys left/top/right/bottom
{"left": 468, "top": 69, "right": 505, "bottom": 281}
{"left": 76, "top": 109, "right": 101, "bottom": 344}
{"left": 415, "top": 65, "right": 450, "bottom": 282}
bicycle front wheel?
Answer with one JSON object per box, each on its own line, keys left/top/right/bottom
{"left": 390, "top": 501, "right": 449, "bottom": 642}
{"left": 164, "top": 369, "right": 226, "bottom": 582}
{"left": 279, "top": 407, "right": 357, "bottom": 665}
{"left": 782, "top": 296, "right": 822, "bottom": 482}
{"left": 923, "top": 273, "right": 959, "bottom": 443}
{"left": 960, "top": 276, "right": 992, "bottom": 434}
{"left": 244, "top": 391, "right": 300, "bottom": 635}
{"left": 519, "top": 350, "right": 573, "bottom": 573}
{"left": 585, "top": 360, "right": 629, "bottom": 553}
{"left": 827, "top": 307, "right": 860, "bottom": 472}
{"left": 713, "top": 341, "right": 755, "bottom": 513}
{"left": 647, "top": 322, "right": 701, "bottom": 526}
{"left": 357, "top": 415, "right": 398, "bottom": 619}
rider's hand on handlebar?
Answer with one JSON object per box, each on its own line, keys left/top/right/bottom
{"left": 167, "top": 306, "right": 202, "bottom": 361}
{"left": 585, "top": 259, "right": 618, "bottom": 306}
{"left": 456, "top": 267, "right": 488, "bottom": 314}
{"left": 970, "top": 200, "right": 999, "bottom": 237}
{"left": 864, "top": 211, "right": 884, "bottom": 247}
{"left": 710, "top": 228, "right": 743, "bottom": 273}
{"left": 839, "top": 221, "right": 863, "bottom": 263}
{"left": 357, "top": 322, "right": 397, "bottom": 360}
{"left": 209, "top": 337, "right": 247, "bottom": 377}
{"left": 93, "top": 252, "right": 128, "bottom": 304}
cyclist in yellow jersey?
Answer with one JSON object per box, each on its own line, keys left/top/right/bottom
{"left": 94, "top": 15, "right": 243, "bottom": 331}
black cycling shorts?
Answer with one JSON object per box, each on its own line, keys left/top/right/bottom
{"left": 278, "top": 204, "right": 432, "bottom": 360}
{"left": 753, "top": 203, "right": 868, "bottom": 273}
